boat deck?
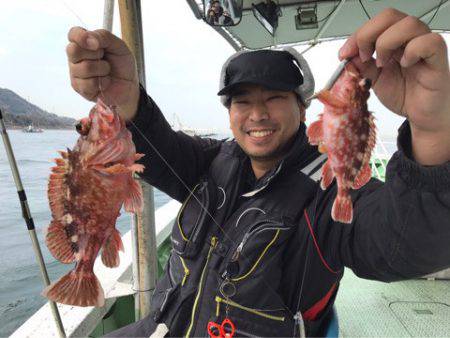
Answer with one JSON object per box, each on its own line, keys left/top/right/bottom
{"left": 335, "top": 269, "right": 450, "bottom": 337}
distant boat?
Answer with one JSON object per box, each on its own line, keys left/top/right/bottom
{"left": 170, "top": 113, "right": 217, "bottom": 138}
{"left": 22, "top": 124, "right": 43, "bottom": 133}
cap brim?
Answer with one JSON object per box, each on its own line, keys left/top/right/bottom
{"left": 217, "top": 78, "right": 297, "bottom": 96}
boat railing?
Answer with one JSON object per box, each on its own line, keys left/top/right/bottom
{"left": 370, "top": 136, "right": 392, "bottom": 181}
{"left": 10, "top": 199, "right": 181, "bottom": 338}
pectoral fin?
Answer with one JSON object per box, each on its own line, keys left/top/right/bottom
{"left": 101, "top": 228, "right": 124, "bottom": 268}
{"left": 124, "top": 178, "right": 143, "bottom": 213}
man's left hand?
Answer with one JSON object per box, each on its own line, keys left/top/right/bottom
{"left": 339, "top": 8, "right": 450, "bottom": 165}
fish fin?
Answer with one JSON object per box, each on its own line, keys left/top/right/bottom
{"left": 124, "top": 178, "right": 143, "bottom": 213}
{"left": 48, "top": 191, "right": 66, "bottom": 219}
{"left": 58, "top": 150, "right": 68, "bottom": 159}
{"left": 365, "top": 114, "right": 377, "bottom": 161}
{"left": 48, "top": 153, "right": 69, "bottom": 218}
{"left": 89, "top": 139, "right": 125, "bottom": 166}
{"left": 42, "top": 270, "right": 105, "bottom": 307}
{"left": 129, "top": 163, "right": 145, "bottom": 173}
{"left": 45, "top": 220, "right": 78, "bottom": 263}
{"left": 134, "top": 153, "right": 145, "bottom": 161}
{"left": 317, "top": 90, "right": 347, "bottom": 108}
{"left": 101, "top": 229, "right": 124, "bottom": 268}
{"left": 331, "top": 192, "right": 353, "bottom": 224}
{"left": 352, "top": 163, "right": 371, "bottom": 189}
{"left": 306, "top": 118, "right": 323, "bottom": 145}
{"left": 320, "top": 160, "right": 334, "bottom": 190}
{"left": 94, "top": 163, "right": 131, "bottom": 174}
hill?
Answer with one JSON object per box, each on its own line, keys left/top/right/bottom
{"left": 0, "top": 88, "right": 76, "bottom": 129}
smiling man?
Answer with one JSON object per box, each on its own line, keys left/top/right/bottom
{"left": 221, "top": 49, "right": 309, "bottom": 179}
{"left": 67, "top": 8, "right": 450, "bottom": 337}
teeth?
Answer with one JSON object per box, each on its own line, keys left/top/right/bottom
{"left": 249, "top": 130, "right": 274, "bottom": 138}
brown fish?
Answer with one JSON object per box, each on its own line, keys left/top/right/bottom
{"left": 307, "top": 62, "right": 376, "bottom": 224}
{"left": 42, "top": 99, "right": 144, "bottom": 307}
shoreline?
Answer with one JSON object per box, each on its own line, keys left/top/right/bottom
{"left": 6, "top": 126, "right": 75, "bottom": 130}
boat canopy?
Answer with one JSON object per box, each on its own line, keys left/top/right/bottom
{"left": 186, "top": 0, "right": 450, "bottom": 50}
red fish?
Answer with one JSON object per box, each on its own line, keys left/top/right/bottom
{"left": 307, "top": 62, "right": 376, "bottom": 224}
{"left": 42, "top": 99, "right": 145, "bottom": 307}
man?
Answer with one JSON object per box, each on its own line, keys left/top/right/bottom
{"left": 67, "top": 8, "right": 450, "bottom": 337}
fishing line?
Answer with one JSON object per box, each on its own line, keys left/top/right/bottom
{"left": 427, "top": 0, "right": 445, "bottom": 25}
{"left": 61, "top": 0, "right": 295, "bottom": 324}
{"left": 358, "top": 0, "right": 371, "bottom": 20}
{"left": 292, "top": 184, "right": 320, "bottom": 337}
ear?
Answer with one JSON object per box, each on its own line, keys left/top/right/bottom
{"left": 300, "top": 105, "right": 306, "bottom": 123}
{"left": 296, "top": 98, "right": 306, "bottom": 122}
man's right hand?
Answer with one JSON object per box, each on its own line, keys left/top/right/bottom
{"left": 67, "top": 27, "right": 140, "bottom": 120}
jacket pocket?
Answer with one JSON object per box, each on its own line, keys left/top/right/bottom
{"left": 214, "top": 295, "right": 297, "bottom": 337}
{"left": 171, "top": 179, "right": 217, "bottom": 258}
{"left": 223, "top": 220, "right": 291, "bottom": 281}
{"left": 215, "top": 296, "right": 286, "bottom": 321}
{"left": 151, "top": 252, "right": 196, "bottom": 330}
{"left": 151, "top": 253, "right": 180, "bottom": 322}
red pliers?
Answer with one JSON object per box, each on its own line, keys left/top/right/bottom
{"left": 207, "top": 318, "right": 236, "bottom": 338}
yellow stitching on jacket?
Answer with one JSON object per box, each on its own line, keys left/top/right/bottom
{"left": 185, "top": 237, "right": 217, "bottom": 338}
{"left": 215, "top": 296, "right": 285, "bottom": 321}
{"left": 232, "top": 229, "right": 280, "bottom": 282}
{"left": 176, "top": 183, "right": 200, "bottom": 242}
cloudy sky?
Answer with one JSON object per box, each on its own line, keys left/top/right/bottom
{"left": 0, "top": 1, "right": 448, "bottom": 137}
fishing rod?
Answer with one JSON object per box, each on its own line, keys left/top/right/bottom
{"left": 0, "top": 108, "right": 66, "bottom": 338}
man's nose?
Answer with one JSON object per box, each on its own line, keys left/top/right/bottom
{"left": 249, "top": 102, "right": 269, "bottom": 121}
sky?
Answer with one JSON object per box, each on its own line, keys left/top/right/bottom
{"left": 0, "top": 0, "right": 449, "bottom": 138}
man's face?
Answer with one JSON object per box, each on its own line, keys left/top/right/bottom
{"left": 229, "top": 84, "right": 304, "bottom": 162}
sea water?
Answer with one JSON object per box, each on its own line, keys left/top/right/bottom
{"left": 0, "top": 130, "right": 172, "bottom": 336}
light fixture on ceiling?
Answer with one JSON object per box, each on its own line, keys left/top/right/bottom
{"left": 252, "top": 1, "right": 281, "bottom": 36}
{"left": 295, "top": 3, "right": 318, "bottom": 30}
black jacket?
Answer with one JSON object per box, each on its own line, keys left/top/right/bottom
{"left": 117, "top": 87, "right": 450, "bottom": 337}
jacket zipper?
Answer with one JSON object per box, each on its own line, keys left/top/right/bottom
{"left": 231, "top": 221, "right": 286, "bottom": 262}
{"left": 179, "top": 255, "right": 190, "bottom": 286}
{"left": 215, "top": 296, "right": 285, "bottom": 322}
{"left": 231, "top": 229, "right": 282, "bottom": 282}
{"left": 185, "top": 236, "right": 217, "bottom": 338}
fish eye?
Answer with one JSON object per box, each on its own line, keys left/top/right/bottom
{"left": 75, "top": 118, "right": 91, "bottom": 136}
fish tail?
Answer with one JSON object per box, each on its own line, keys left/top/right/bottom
{"left": 42, "top": 266, "right": 105, "bottom": 307}
{"left": 332, "top": 192, "right": 353, "bottom": 224}
{"left": 101, "top": 229, "right": 124, "bottom": 268}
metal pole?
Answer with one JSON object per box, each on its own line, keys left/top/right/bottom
{"left": 103, "top": 0, "right": 115, "bottom": 31}
{"left": 118, "top": 0, "right": 157, "bottom": 320}
{"left": 0, "top": 109, "right": 66, "bottom": 338}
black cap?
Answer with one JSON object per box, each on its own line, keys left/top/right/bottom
{"left": 217, "top": 50, "right": 304, "bottom": 96}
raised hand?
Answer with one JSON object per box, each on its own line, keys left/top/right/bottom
{"left": 67, "top": 27, "right": 140, "bottom": 120}
{"left": 339, "top": 8, "right": 450, "bottom": 165}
